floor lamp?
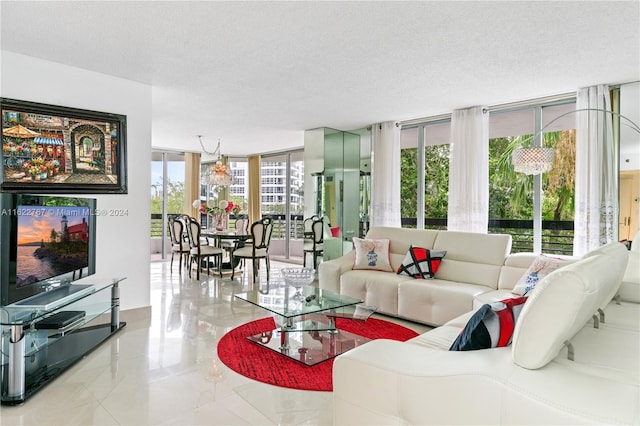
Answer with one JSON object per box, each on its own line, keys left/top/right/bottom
{"left": 511, "top": 108, "right": 640, "bottom": 253}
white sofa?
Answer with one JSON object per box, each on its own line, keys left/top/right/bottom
{"left": 331, "top": 237, "right": 639, "bottom": 425}
{"left": 320, "top": 227, "right": 548, "bottom": 326}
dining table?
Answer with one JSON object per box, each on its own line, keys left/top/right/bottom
{"left": 201, "top": 228, "right": 251, "bottom": 271}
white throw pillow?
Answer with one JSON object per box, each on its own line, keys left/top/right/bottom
{"left": 512, "top": 254, "right": 574, "bottom": 296}
{"left": 352, "top": 237, "right": 393, "bottom": 272}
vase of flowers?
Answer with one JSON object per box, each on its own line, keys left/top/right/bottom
{"left": 197, "top": 199, "right": 242, "bottom": 231}
{"left": 214, "top": 212, "right": 226, "bottom": 231}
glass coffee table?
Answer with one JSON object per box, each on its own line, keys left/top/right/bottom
{"left": 235, "top": 285, "right": 375, "bottom": 365}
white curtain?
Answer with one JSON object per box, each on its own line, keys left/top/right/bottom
{"left": 573, "top": 85, "right": 617, "bottom": 256}
{"left": 370, "top": 121, "right": 401, "bottom": 227}
{"left": 447, "top": 106, "right": 489, "bottom": 233}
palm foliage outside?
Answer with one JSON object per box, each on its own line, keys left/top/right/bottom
{"left": 400, "top": 130, "right": 576, "bottom": 253}
{"left": 491, "top": 130, "right": 575, "bottom": 221}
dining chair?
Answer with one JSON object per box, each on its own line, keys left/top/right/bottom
{"left": 184, "top": 216, "right": 224, "bottom": 280}
{"left": 231, "top": 217, "right": 274, "bottom": 282}
{"left": 167, "top": 215, "right": 190, "bottom": 274}
{"left": 303, "top": 216, "right": 324, "bottom": 269}
{"left": 234, "top": 217, "right": 249, "bottom": 233}
{"left": 220, "top": 216, "right": 250, "bottom": 255}
{"left": 303, "top": 215, "right": 320, "bottom": 239}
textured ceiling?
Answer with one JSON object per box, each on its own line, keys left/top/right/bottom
{"left": 1, "top": 1, "right": 639, "bottom": 156}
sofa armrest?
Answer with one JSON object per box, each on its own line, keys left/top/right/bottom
{"left": 318, "top": 252, "right": 355, "bottom": 293}
{"left": 333, "top": 338, "right": 639, "bottom": 425}
{"left": 333, "top": 339, "right": 511, "bottom": 425}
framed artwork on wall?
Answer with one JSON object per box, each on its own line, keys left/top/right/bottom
{"left": 1, "top": 98, "right": 127, "bottom": 194}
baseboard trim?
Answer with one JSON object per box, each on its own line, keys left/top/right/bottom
{"left": 120, "top": 306, "right": 152, "bottom": 328}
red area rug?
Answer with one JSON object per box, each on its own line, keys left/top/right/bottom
{"left": 217, "top": 316, "right": 418, "bottom": 391}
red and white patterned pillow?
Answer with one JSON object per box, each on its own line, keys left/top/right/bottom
{"left": 450, "top": 297, "right": 528, "bottom": 351}
{"left": 397, "top": 245, "right": 446, "bottom": 279}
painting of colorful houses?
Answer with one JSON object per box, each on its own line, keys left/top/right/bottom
{"left": 1, "top": 98, "right": 126, "bottom": 193}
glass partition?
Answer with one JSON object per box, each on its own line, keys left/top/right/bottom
{"left": 320, "top": 129, "right": 360, "bottom": 259}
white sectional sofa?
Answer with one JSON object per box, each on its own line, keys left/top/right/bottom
{"left": 320, "top": 227, "right": 542, "bottom": 326}
{"left": 324, "top": 228, "right": 639, "bottom": 425}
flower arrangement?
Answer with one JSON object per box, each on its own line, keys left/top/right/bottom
{"left": 2, "top": 141, "right": 36, "bottom": 155}
{"left": 193, "top": 199, "right": 242, "bottom": 231}
{"left": 221, "top": 200, "right": 241, "bottom": 214}
{"left": 20, "top": 158, "right": 60, "bottom": 178}
{"left": 197, "top": 199, "right": 241, "bottom": 215}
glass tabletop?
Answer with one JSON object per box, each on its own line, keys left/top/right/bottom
{"left": 234, "top": 285, "right": 363, "bottom": 319}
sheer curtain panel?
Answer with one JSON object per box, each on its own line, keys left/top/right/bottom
{"left": 370, "top": 121, "right": 401, "bottom": 227}
{"left": 447, "top": 106, "right": 489, "bottom": 233}
{"left": 573, "top": 85, "right": 617, "bottom": 256}
{"left": 185, "top": 152, "right": 201, "bottom": 218}
{"left": 248, "top": 155, "right": 262, "bottom": 225}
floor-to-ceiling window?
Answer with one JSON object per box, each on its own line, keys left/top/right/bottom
{"left": 198, "top": 157, "right": 249, "bottom": 228}
{"left": 400, "top": 98, "right": 576, "bottom": 254}
{"left": 488, "top": 101, "right": 576, "bottom": 254}
{"left": 260, "top": 150, "right": 305, "bottom": 261}
{"left": 400, "top": 119, "right": 451, "bottom": 229}
{"left": 151, "top": 150, "right": 186, "bottom": 260}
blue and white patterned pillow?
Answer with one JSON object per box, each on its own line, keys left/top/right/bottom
{"left": 352, "top": 237, "right": 393, "bottom": 272}
{"left": 512, "top": 254, "right": 574, "bottom": 296}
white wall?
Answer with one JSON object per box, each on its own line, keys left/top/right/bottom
{"left": 1, "top": 51, "right": 152, "bottom": 311}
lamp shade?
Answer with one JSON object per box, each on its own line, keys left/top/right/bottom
{"left": 511, "top": 147, "right": 555, "bottom": 175}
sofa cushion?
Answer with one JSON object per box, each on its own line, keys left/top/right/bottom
{"left": 512, "top": 253, "right": 624, "bottom": 369}
{"left": 365, "top": 226, "right": 439, "bottom": 258}
{"left": 407, "top": 325, "right": 461, "bottom": 350}
{"left": 352, "top": 237, "right": 393, "bottom": 272}
{"left": 433, "top": 231, "right": 512, "bottom": 265}
{"left": 432, "top": 231, "right": 511, "bottom": 289}
{"left": 450, "top": 297, "right": 528, "bottom": 351}
{"left": 398, "top": 279, "right": 487, "bottom": 326}
{"left": 512, "top": 254, "right": 574, "bottom": 296}
{"left": 340, "top": 270, "right": 403, "bottom": 316}
{"left": 498, "top": 253, "right": 538, "bottom": 290}
{"left": 397, "top": 246, "right": 446, "bottom": 279}
{"left": 473, "top": 289, "right": 516, "bottom": 310}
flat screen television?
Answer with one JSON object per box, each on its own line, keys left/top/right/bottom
{"left": 0, "top": 193, "right": 97, "bottom": 306}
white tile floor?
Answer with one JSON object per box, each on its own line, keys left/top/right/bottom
{"left": 1, "top": 260, "right": 430, "bottom": 425}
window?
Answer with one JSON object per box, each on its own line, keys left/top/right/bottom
{"left": 260, "top": 150, "right": 305, "bottom": 261}
{"left": 488, "top": 102, "right": 576, "bottom": 254}
{"left": 150, "top": 151, "right": 185, "bottom": 259}
{"left": 400, "top": 120, "right": 451, "bottom": 229}
{"left": 400, "top": 99, "right": 575, "bottom": 254}
{"left": 198, "top": 158, "right": 249, "bottom": 228}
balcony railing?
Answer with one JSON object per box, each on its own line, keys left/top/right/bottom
{"left": 152, "top": 214, "right": 574, "bottom": 255}
{"left": 151, "top": 214, "right": 308, "bottom": 238}
{"left": 402, "top": 218, "right": 574, "bottom": 255}
{"left": 150, "top": 213, "right": 165, "bottom": 238}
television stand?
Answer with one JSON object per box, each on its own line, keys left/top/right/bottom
{"left": 0, "top": 278, "right": 126, "bottom": 405}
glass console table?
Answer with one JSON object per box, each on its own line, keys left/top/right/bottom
{"left": 0, "top": 278, "right": 126, "bottom": 405}
{"left": 235, "top": 285, "right": 375, "bottom": 365}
